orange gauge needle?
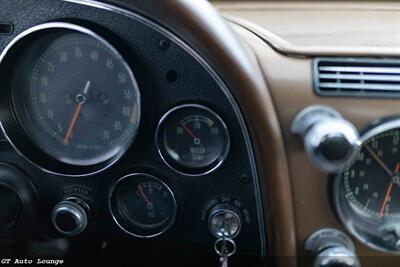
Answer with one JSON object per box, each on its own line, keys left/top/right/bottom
{"left": 379, "top": 163, "right": 400, "bottom": 218}
{"left": 63, "top": 102, "right": 83, "bottom": 145}
{"left": 379, "top": 182, "right": 393, "bottom": 218}
{"left": 137, "top": 185, "right": 152, "bottom": 206}
{"left": 63, "top": 81, "right": 91, "bottom": 145}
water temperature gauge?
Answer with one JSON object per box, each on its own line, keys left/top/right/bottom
{"left": 109, "top": 173, "right": 177, "bottom": 238}
{"left": 157, "top": 104, "right": 230, "bottom": 175}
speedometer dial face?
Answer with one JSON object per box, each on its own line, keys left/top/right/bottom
{"left": 343, "top": 130, "right": 400, "bottom": 219}
{"left": 8, "top": 24, "right": 140, "bottom": 169}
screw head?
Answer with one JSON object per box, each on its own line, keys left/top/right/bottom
{"left": 240, "top": 174, "right": 250, "bottom": 184}
{"left": 158, "top": 39, "right": 170, "bottom": 51}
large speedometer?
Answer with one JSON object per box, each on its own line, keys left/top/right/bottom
{"left": 0, "top": 23, "right": 141, "bottom": 175}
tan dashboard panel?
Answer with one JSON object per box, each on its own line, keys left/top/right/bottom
{"left": 215, "top": 1, "right": 400, "bottom": 56}
{"left": 231, "top": 23, "right": 400, "bottom": 266}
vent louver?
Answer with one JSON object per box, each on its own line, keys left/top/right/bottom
{"left": 314, "top": 58, "right": 400, "bottom": 97}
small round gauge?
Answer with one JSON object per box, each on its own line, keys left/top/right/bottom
{"left": 156, "top": 104, "right": 230, "bottom": 175}
{"left": 0, "top": 23, "right": 140, "bottom": 175}
{"left": 335, "top": 118, "right": 400, "bottom": 253}
{"left": 109, "top": 173, "right": 177, "bottom": 238}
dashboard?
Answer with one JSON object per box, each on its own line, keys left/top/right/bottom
{"left": 215, "top": 1, "right": 400, "bottom": 267}
{"left": 2, "top": 0, "right": 400, "bottom": 267}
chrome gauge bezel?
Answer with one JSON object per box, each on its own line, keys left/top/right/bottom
{"left": 156, "top": 104, "right": 231, "bottom": 176}
{"left": 0, "top": 22, "right": 141, "bottom": 177}
{"left": 109, "top": 173, "right": 177, "bottom": 238}
{"left": 334, "top": 117, "right": 400, "bottom": 254}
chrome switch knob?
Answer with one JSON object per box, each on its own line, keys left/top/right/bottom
{"left": 292, "top": 105, "right": 360, "bottom": 173}
{"left": 305, "top": 228, "right": 361, "bottom": 267}
{"left": 51, "top": 197, "right": 90, "bottom": 237}
{"left": 208, "top": 204, "right": 241, "bottom": 238}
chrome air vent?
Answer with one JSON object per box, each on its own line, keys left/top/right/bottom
{"left": 314, "top": 58, "right": 400, "bottom": 98}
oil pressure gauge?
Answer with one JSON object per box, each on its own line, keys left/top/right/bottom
{"left": 156, "top": 104, "right": 230, "bottom": 176}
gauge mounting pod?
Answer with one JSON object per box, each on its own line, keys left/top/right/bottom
{"left": 334, "top": 117, "right": 400, "bottom": 253}
{"left": 0, "top": 22, "right": 141, "bottom": 176}
{"left": 156, "top": 104, "right": 230, "bottom": 176}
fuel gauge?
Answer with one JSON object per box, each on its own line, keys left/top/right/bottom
{"left": 109, "top": 173, "right": 177, "bottom": 238}
{"left": 157, "top": 104, "right": 230, "bottom": 176}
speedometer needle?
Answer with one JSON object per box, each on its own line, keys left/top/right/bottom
{"left": 63, "top": 81, "right": 91, "bottom": 145}
{"left": 379, "top": 163, "right": 400, "bottom": 218}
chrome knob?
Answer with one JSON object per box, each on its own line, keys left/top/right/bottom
{"left": 305, "top": 228, "right": 361, "bottom": 267}
{"left": 208, "top": 204, "right": 241, "bottom": 238}
{"left": 292, "top": 105, "right": 360, "bottom": 173}
{"left": 51, "top": 197, "right": 89, "bottom": 237}
{"left": 315, "top": 247, "right": 360, "bottom": 267}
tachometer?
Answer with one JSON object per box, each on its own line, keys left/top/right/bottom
{"left": 335, "top": 118, "right": 400, "bottom": 253}
{"left": 109, "top": 173, "right": 177, "bottom": 238}
{"left": 0, "top": 23, "right": 140, "bottom": 175}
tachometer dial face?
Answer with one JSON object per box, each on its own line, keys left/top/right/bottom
{"left": 110, "top": 174, "right": 177, "bottom": 238}
{"left": 157, "top": 105, "right": 230, "bottom": 175}
{"left": 2, "top": 23, "right": 140, "bottom": 173}
{"left": 335, "top": 119, "right": 400, "bottom": 253}
{"left": 343, "top": 130, "right": 400, "bottom": 219}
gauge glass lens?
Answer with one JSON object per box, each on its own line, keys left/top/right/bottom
{"left": 158, "top": 105, "right": 230, "bottom": 175}
{"left": 12, "top": 30, "right": 140, "bottom": 166}
{"left": 110, "top": 174, "right": 177, "bottom": 237}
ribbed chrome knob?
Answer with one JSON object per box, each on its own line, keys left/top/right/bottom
{"left": 314, "top": 246, "right": 360, "bottom": 267}
{"left": 305, "top": 228, "right": 361, "bottom": 267}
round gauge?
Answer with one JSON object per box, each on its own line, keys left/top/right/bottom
{"left": 109, "top": 173, "right": 177, "bottom": 238}
{"left": 335, "top": 118, "right": 400, "bottom": 253}
{"left": 156, "top": 104, "right": 230, "bottom": 175}
{"left": 0, "top": 23, "right": 140, "bottom": 175}
{"left": 343, "top": 130, "right": 400, "bottom": 219}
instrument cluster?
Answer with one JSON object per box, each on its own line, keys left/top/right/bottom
{"left": 0, "top": 0, "right": 265, "bottom": 263}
